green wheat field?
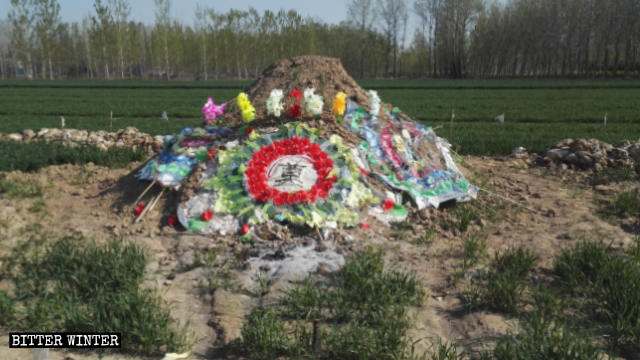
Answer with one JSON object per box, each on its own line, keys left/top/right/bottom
{"left": 1, "top": 79, "right": 639, "bottom": 155}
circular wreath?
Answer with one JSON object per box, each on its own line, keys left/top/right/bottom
{"left": 244, "top": 137, "right": 337, "bottom": 205}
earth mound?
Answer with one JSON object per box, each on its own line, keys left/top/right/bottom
{"left": 221, "top": 55, "right": 397, "bottom": 133}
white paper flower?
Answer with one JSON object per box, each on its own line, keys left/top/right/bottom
{"left": 304, "top": 88, "right": 324, "bottom": 116}
{"left": 368, "top": 90, "right": 381, "bottom": 117}
{"left": 266, "top": 89, "right": 285, "bottom": 117}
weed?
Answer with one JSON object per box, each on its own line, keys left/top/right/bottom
{"left": 256, "top": 271, "right": 269, "bottom": 297}
{"left": 470, "top": 247, "right": 536, "bottom": 314}
{"left": 240, "top": 249, "right": 426, "bottom": 360}
{"left": 597, "top": 190, "right": 640, "bottom": 221}
{"left": 1, "top": 236, "right": 190, "bottom": 356}
{"left": 414, "top": 227, "right": 437, "bottom": 245}
{"left": 443, "top": 203, "right": 480, "bottom": 233}
{"left": 0, "top": 177, "right": 43, "bottom": 198}
{"left": 462, "top": 233, "right": 486, "bottom": 270}
{"left": 240, "top": 308, "right": 290, "bottom": 360}
{"left": 28, "top": 198, "right": 47, "bottom": 214}
{"left": 429, "top": 338, "right": 463, "bottom": 360}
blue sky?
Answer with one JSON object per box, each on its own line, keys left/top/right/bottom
{"left": 0, "top": 0, "right": 352, "bottom": 27}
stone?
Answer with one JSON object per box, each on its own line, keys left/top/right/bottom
{"left": 7, "top": 133, "right": 22, "bottom": 141}
{"left": 22, "top": 129, "right": 36, "bottom": 141}
{"left": 546, "top": 148, "right": 569, "bottom": 161}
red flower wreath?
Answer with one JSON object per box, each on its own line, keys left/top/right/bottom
{"left": 244, "top": 137, "right": 337, "bottom": 206}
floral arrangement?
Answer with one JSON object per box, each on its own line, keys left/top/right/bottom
{"left": 288, "top": 88, "right": 302, "bottom": 118}
{"left": 137, "top": 126, "right": 232, "bottom": 187}
{"left": 304, "top": 88, "right": 324, "bottom": 116}
{"left": 194, "top": 122, "right": 379, "bottom": 230}
{"left": 244, "top": 137, "right": 336, "bottom": 205}
{"left": 202, "top": 97, "right": 226, "bottom": 125}
{"left": 237, "top": 92, "right": 256, "bottom": 123}
{"left": 332, "top": 92, "right": 346, "bottom": 122}
{"left": 266, "top": 89, "right": 284, "bottom": 118}
{"left": 368, "top": 90, "right": 381, "bottom": 117}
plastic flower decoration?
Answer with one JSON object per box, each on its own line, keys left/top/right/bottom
{"left": 332, "top": 92, "right": 346, "bottom": 116}
{"left": 368, "top": 90, "right": 381, "bottom": 117}
{"left": 290, "top": 88, "right": 301, "bottom": 100}
{"left": 266, "top": 89, "right": 284, "bottom": 117}
{"left": 202, "top": 97, "right": 226, "bottom": 125}
{"left": 237, "top": 92, "right": 256, "bottom": 123}
{"left": 288, "top": 103, "right": 302, "bottom": 118}
{"left": 304, "top": 88, "right": 324, "bottom": 116}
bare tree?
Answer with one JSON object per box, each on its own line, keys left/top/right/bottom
{"left": 377, "top": 0, "right": 407, "bottom": 78}
{"left": 347, "top": 0, "right": 377, "bottom": 78}
{"left": 194, "top": 4, "right": 208, "bottom": 80}
{"left": 33, "top": 0, "right": 61, "bottom": 80}
{"left": 9, "top": 0, "right": 34, "bottom": 78}
{"left": 109, "top": 0, "right": 130, "bottom": 79}
{"left": 154, "top": 0, "right": 171, "bottom": 79}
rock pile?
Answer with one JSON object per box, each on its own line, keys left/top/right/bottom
{"left": 0, "top": 127, "right": 164, "bottom": 154}
{"left": 545, "top": 138, "right": 640, "bottom": 170}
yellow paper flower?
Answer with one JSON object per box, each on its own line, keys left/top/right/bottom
{"left": 332, "top": 92, "right": 346, "bottom": 116}
{"left": 237, "top": 92, "right": 256, "bottom": 123}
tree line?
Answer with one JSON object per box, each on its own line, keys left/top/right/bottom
{"left": 0, "top": 0, "right": 638, "bottom": 80}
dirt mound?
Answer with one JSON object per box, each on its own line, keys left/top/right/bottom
{"left": 220, "top": 55, "right": 395, "bottom": 133}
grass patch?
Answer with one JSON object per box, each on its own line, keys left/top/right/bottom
{"left": 0, "top": 177, "right": 43, "bottom": 198}
{"left": 442, "top": 203, "right": 480, "bottom": 233}
{"left": 467, "top": 246, "right": 536, "bottom": 314}
{"left": 597, "top": 190, "right": 640, "bottom": 221}
{"left": 0, "top": 140, "right": 147, "bottom": 172}
{"left": 553, "top": 241, "right": 640, "bottom": 350}
{"left": 238, "top": 249, "right": 425, "bottom": 360}
{"left": 0, "top": 237, "right": 190, "bottom": 356}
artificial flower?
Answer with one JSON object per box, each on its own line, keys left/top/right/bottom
{"left": 241, "top": 223, "right": 250, "bottom": 235}
{"left": 245, "top": 127, "right": 254, "bottom": 137}
{"left": 290, "top": 88, "right": 301, "bottom": 100}
{"left": 266, "top": 89, "right": 284, "bottom": 117}
{"left": 368, "top": 90, "right": 381, "bottom": 117}
{"left": 332, "top": 91, "right": 346, "bottom": 116}
{"left": 360, "top": 222, "right": 371, "bottom": 229}
{"left": 304, "top": 88, "right": 324, "bottom": 116}
{"left": 237, "top": 92, "right": 256, "bottom": 123}
{"left": 167, "top": 215, "right": 178, "bottom": 226}
{"left": 201, "top": 97, "right": 226, "bottom": 125}
{"left": 201, "top": 209, "right": 214, "bottom": 221}
{"left": 288, "top": 103, "right": 302, "bottom": 118}
{"left": 133, "top": 203, "right": 145, "bottom": 216}
{"left": 382, "top": 198, "right": 395, "bottom": 212}
{"left": 207, "top": 149, "right": 217, "bottom": 160}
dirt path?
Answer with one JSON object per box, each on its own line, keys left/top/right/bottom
{"left": 0, "top": 157, "right": 634, "bottom": 359}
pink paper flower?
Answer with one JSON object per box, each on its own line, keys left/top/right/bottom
{"left": 202, "top": 97, "right": 226, "bottom": 124}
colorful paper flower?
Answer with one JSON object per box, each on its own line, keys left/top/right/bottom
{"left": 201, "top": 209, "right": 214, "bottom": 221}
{"left": 245, "top": 127, "right": 254, "bottom": 137}
{"left": 241, "top": 223, "right": 250, "bottom": 235}
{"left": 133, "top": 203, "right": 145, "bottom": 216}
{"left": 201, "top": 97, "right": 226, "bottom": 125}
{"left": 244, "top": 136, "right": 337, "bottom": 205}
{"left": 237, "top": 92, "right": 256, "bottom": 123}
{"left": 167, "top": 215, "right": 178, "bottom": 226}
{"left": 290, "top": 88, "right": 301, "bottom": 100}
{"left": 382, "top": 198, "right": 395, "bottom": 212}
{"left": 266, "top": 89, "right": 284, "bottom": 117}
{"left": 288, "top": 103, "right": 302, "bottom": 118}
{"left": 304, "top": 88, "right": 324, "bottom": 116}
{"left": 332, "top": 91, "right": 346, "bottom": 116}
{"left": 360, "top": 222, "right": 371, "bottom": 229}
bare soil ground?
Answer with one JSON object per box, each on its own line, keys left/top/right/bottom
{"left": 0, "top": 156, "right": 636, "bottom": 360}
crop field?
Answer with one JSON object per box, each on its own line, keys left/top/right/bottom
{"left": 1, "top": 79, "right": 640, "bottom": 155}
